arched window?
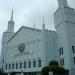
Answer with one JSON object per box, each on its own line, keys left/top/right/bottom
{"left": 3, "top": 58, "right": 4, "bottom": 63}
{"left": 59, "top": 47, "right": 63, "bottom": 55}
{"left": 38, "top": 58, "right": 41, "bottom": 67}
{"left": 24, "top": 61, "right": 26, "bottom": 68}
{"left": 20, "top": 62, "right": 22, "bottom": 69}
{"left": 33, "top": 59, "right": 36, "bottom": 67}
{"left": 73, "top": 57, "right": 75, "bottom": 65}
{"left": 16, "top": 63, "right": 18, "bottom": 69}
{"left": 28, "top": 61, "right": 31, "bottom": 68}
{"left": 6, "top": 63, "right": 8, "bottom": 70}
{"left": 60, "top": 58, "right": 64, "bottom": 66}
{"left": 72, "top": 46, "right": 75, "bottom": 53}
{"left": 12, "top": 63, "right": 14, "bottom": 69}
{"left": 9, "top": 63, "right": 11, "bottom": 69}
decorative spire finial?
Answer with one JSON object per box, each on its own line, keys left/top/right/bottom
{"left": 11, "top": 9, "right": 13, "bottom": 21}
{"left": 57, "top": 0, "right": 68, "bottom": 8}
{"left": 33, "top": 20, "right": 35, "bottom": 28}
{"left": 42, "top": 16, "right": 45, "bottom": 30}
{"left": 43, "top": 16, "right": 45, "bottom": 25}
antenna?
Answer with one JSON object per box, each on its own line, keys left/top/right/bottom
{"left": 33, "top": 20, "right": 35, "bottom": 28}
{"left": 11, "top": 9, "right": 13, "bottom": 21}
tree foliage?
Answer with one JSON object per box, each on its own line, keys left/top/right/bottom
{"left": 49, "top": 60, "right": 65, "bottom": 73}
{"left": 49, "top": 60, "right": 59, "bottom": 67}
{"left": 41, "top": 66, "right": 49, "bottom": 75}
{"left": 42, "top": 60, "right": 65, "bottom": 75}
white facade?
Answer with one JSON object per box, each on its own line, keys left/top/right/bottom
{"left": 54, "top": 0, "right": 75, "bottom": 75}
{"left": 1, "top": 0, "right": 75, "bottom": 75}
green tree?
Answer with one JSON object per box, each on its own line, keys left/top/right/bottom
{"left": 41, "top": 66, "right": 49, "bottom": 75}
{"left": 49, "top": 60, "right": 59, "bottom": 67}
{"left": 49, "top": 60, "right": 65, "bottom": 74}
{"left": 42, "top": 60, "right": 66, "bottom": 75}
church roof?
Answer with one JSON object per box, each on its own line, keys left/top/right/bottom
{"left": 7, "top": 26, "right": 41, "bottom": 43}
{"left": 7, "top": 25, "right": 55, "bottom": 43}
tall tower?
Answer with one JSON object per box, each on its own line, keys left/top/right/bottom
{"left": 1, "top": 10, "right": 15, "bottom": 70}
{"left": 42, "top": 17, "right": 46, "bottom": 66}
{"left": 57, "top": 0, "right": 68, "bottom": 8}
{"left": 54, "top": 0, "right": 75, "bottom": 72}
{"left": 7, "top": 10, "right": 14, "bottom": 32}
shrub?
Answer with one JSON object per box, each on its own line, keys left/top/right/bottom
{"left": 49, "top": 60, "right": 59, "bottom": 67}
{"left": 49, "top": 65, "right": 59, "bottom": 72}
{"left": 42, "top": 66, "right": 49, "bottom": 75}
{"left": 49, "top": 60, "right": 65, "bottom": 73}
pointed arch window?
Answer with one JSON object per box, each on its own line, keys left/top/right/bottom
{"left": 59, "top": 47, "right": 63, "bottom": 55}
{"left": 12, "top": 63, "right": 14, "bottom": 69}
{"left": 73, "top": 57, "right": 75, "bottom": 65}
{"left": 72, "top": 46, "right": 75, "bottom": 53}
{"left": 33, "top": 59, "right": 36, "bottom": 67}
{"left": 28, "top": 60, "right": 31, "bottom": 68}
{"left": 3, "top": 58, "right": 4, "bottom": 64}
{"left": 24, "top": 61, "right": 26, "bottom": 68}
{"left": 9, "top": 63, "right": 11, "bottom": 70}
{"left": 6, "top": 63, "right": 8, "bottom": 70}
{"left": 38, "top": 58, "right": 41, "bottom": 67}
{"left": 16, "top": 63, "right": 18, "bottom": 69}
{"left": 20, "top": 62, "right": 22, "bottom": 69}
{"left": 60, "top": 58, "right": 64, "bottom": 66}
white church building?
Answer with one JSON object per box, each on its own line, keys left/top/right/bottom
{"left": 1, "top": 0, "right": 75, "bottom": 75}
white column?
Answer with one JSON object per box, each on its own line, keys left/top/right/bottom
{"left": 49, "top": 72, "right": 53, "bottom": 75}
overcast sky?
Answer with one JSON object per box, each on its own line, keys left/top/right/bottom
{"left": 0, "top": 0, "right": 75, "bottom": 56}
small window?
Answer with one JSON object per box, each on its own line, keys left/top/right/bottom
{"left": 12, "top": 63, "right": 14, "bottom": 69}
{"left": 59, "top": 47, "right": 63, "bottom": 55}
{"left": 38, "top": 58, "right": 41, "bottom": 67}
{"left": 9, "top": 63, "right": 11, "bottom": 69}
{"left": 20, "top": 62, "right": 22, "bottom": 69}
{"left": 6, "top": 64, "right": 7, "bottom": 70}
{"left": 3, "top": 58, "right": 4, "bottom": 64}
{"left": 28, "top": 61, "right": 31, "bottom": 68}
{"left": 73, "top": 57, "right": 75, "bottom": 65}
{"left": 72, "top": 46, "right": 75, "bottom": 53}
{"left": 33, "top": 60, "right": 36, "bottom": 67}
{"left": 24, "top": 61, "right": 26, "bottom": 68}
{"left": 16, "top": 63, "right": 18, "bottom": 69}
{"left": 2, "top": 66, "right": 3, "bottom": 71}
{"left": 60, "top": 58, "right": 64, "bottom": 66}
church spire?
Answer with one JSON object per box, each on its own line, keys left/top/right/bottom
{"left": 33, "top": 20, "right": 35, "bottom": 28}
{"left": 10, "top": 9, "right": 13, "bottom": 21}
{"left": 42, "top": 16, "right": 45, "bottom": 30}
{"left": 57, "top": 0, "right": 68, "bottom": 8}
{"left": 7, "top": 10, "right": 15, "bottom": 32}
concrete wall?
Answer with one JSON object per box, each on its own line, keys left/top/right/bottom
{"left": 54, "top": 6, "right": 75, "bottom": 70}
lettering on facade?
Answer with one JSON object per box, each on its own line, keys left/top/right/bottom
{"left": 13, "top": 51, "right": 33, "bottom": 57}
